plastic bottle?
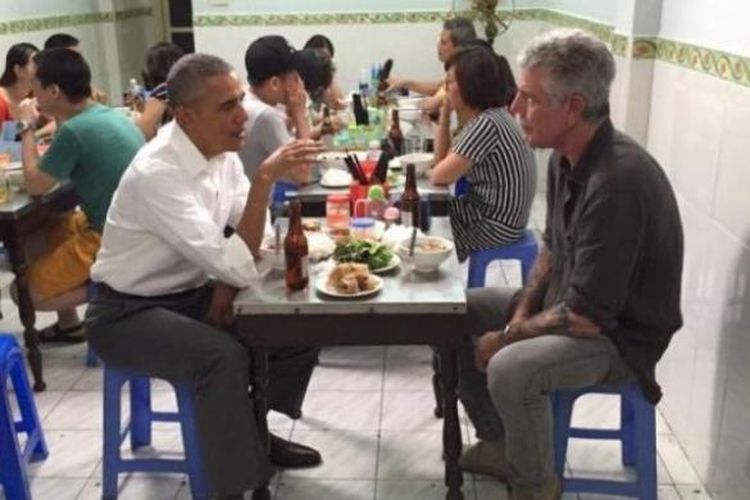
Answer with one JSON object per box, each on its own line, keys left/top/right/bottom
{"left": 366, "top": 140, "right": 381, "bottom": 162}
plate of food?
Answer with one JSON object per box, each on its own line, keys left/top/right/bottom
{"left": 333, "top": 240, "right": 399, "bottom": 273}
{"left": 317, "top": 262, "right": 383, "bottom": 298}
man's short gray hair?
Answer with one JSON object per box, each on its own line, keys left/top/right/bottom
{"left": 518, "top": 29, "right": 615, "bottom": 120}
{"left": 443, "top": 17, "right": 477, "bottom": 47}
{"left": 167, "top": 53, "right": 233, "bottom": 107}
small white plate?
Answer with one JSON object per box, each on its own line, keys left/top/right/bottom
{"left": 371, "top": 254, "right": 401, "bottom": 274}
{"left": 320, "top": 178, "right": 352, "bottom": 188}
{"left": 316, "top": 274, "right": 383, "bottom": 299}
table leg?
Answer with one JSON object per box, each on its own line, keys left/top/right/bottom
{"left": 249, "top": 347, "right": 270, "bottom": 499}
{"left": 7, "top": 231, "right": 45, "bottom": 391}
{"left": 439, "top": 346, "right": 463, "bottom": 500}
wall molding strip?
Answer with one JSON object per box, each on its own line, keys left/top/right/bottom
{"left": 0, "top": 7, "right": 153, "bottom": 35}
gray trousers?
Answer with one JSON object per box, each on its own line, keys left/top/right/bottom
{"left": 85, "top": 284, "right": 318, "bottom": 497}
{"left": 460, "top": 288, "right": 635, "bottom": 489}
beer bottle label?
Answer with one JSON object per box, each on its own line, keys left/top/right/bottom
{"left": 301, "top": 256, "right": 309, "bottom": 279}
{"left": 402, "top": 210, "right": 413, "bottom": 227}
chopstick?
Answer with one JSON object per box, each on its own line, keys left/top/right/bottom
{"left": 344, "top": 153, "right": 368, "bottom": 185}
{"left": 408, "top": 227, "right": 418, "bottom": 257}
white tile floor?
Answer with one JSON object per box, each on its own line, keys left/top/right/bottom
{"left": 0, "top": 199, "right": 713, "bottom": 499}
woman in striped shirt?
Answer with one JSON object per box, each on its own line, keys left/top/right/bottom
{"left": 430, "top": 45, "right": 536, "bottom": 262}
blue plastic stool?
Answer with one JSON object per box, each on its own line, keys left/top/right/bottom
{"left": 270, "top": 181, "right": 298, "bottom": 221}
{"left": 467, "top": 229, "right": 539, "bottom": 287}
{"left": 84, "top": 282, "right": 99, "bottom": 367}
{"left": 552, "top": 382, "right": 657, "bottom": 499}
{"left": 0, "top": 334, "right": 49, "bottom": 500}
{"left": 102, "top": 366, "right": 209, "bottom": 499}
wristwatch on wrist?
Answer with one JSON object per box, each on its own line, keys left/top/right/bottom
{"left": 15, "top": 119, "right": 36, "bottom": 136}
{"left": 499, "top": 324, "right": 513, "bottom": 343}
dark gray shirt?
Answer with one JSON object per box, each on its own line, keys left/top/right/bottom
{"left": 543, "top": 119, "right": 683, "bottom": 402}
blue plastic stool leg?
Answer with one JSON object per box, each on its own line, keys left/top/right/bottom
{"left": 0, "top": 382, "right": 31, "bottom": 500}
{"left": 10, "top": 358, "right": 48, "bottom": 461}
{"left": 621, "top": 394, "right": 636, "bottom": 466}
{"left": 633, "top": 388, "right": 657, "bottom": 500}
{"left": 129, "top": 377, "right": 152, "bottom": 448}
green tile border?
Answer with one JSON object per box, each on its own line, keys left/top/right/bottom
{"left": 651, "top": 38, "right": 750, "bottom": 87}
{"left": 0, "top": 7, "right": 152, "bottom": 35}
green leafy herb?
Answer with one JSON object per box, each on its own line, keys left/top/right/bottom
{"left": 333, "top": 240, "right": 394, "bottom": 270}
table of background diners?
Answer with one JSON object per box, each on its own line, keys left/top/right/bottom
{"left": 0, "top": 183, "right": 79, "bottom": 391}
{"left": 290, "top": 176, "right": 452, "bottom": 217}
{"left": 233, "top": 217, "right": 468, "bottom": 500}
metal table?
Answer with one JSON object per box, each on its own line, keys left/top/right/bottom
{"left": 0, "top": 184, "right": 79, "bottom": 391}
{"left": 289, "top": 176, "right": 452, "bottom": 217}
{"left": 234, "top": 218, "right": 467, "bottom": 499}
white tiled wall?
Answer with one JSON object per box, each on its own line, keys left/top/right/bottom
{"left": 0, "top": 2, "right": 160, "bottom": 105}
{"left": 648, "top": 59, "right": 750, "bottom": 499}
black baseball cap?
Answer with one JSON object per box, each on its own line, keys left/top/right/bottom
{"left": 245, "top": 35, "right": 302, "bottom": 86}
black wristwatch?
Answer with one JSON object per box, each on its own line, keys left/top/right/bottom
{"left": 15, "top": 119, "right": 36, "bottom": 137}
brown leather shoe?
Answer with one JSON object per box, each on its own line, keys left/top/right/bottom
{"left": 458, "top": 439, "right": 510, "bottom": 482}
{"left": 269, "top": 433, "right": 322, "bottom": 468}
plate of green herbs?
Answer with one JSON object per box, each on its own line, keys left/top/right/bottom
{"left": 332, "top": 240, "right": 400, "bottom": 273}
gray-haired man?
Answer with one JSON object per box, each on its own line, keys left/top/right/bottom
{"left": 457, "top": 30, "right": 683, "bottom": 500}
{"left": 86, "top": 54, "right": 324, "bottom": 500}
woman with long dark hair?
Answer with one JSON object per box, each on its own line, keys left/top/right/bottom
{"left": 0, "top": 42, "right": 39, "bottom": 122}
{"left": 430, "top": 45, "right": 536, "bottom": 261}
{"left": 135, "top": 41, "right": 184, "bottom": 140}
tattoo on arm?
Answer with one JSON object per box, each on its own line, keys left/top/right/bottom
{"left": 513, "top": 302, "right": 601, "bottom": 341}
{"left": 513, "top": 246, "right": 552, "bottom": 318}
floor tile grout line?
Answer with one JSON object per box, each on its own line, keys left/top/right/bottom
{"left": 372, "top": 345, "right": 388, "bottom": 500}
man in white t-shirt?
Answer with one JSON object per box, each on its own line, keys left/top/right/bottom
{"left": 239, "top": 35, "right": 312, "bottom": 183}
{"left": 86, "top": 54, "right": 324, "bottom": 500}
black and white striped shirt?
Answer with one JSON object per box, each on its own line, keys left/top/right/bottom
{"left": 449, "top": 107, "right": 536, "bottom": 261}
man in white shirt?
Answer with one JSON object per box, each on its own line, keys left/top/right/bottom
{"left": 239, "top": 35, "right": 312, "bottom": 183}
{"left": 86, "top": 54, "right": 324, "bottom": 500}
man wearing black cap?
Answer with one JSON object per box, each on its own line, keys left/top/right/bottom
{"left": 239, "top": 35, "right": 312, "bottom": 182}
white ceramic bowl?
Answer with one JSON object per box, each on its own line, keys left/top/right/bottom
{"left": 396, "top": 96, "right": 425, "bottom": 122}
{"left": 398, "top": 152, "right": 434, "bottom": 178}
{"left": 316, "top": 150, "right": 367, "bottom": 170}
{"left": 259, "top": 238, "right": 285, "bottom": 271}
{"left": 398, "top": 235, "right": 454, "bottom": 273}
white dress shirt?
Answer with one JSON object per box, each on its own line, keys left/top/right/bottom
{"left": 91, "top": 121, "right": 269, "bottom": 296}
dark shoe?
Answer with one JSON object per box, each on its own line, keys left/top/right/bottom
{"left": 38, "top": 323, "right": 85, "bottom": 344}
{"left": 459, "top": 439, "right": 510, "bottom": 482}
{"left": 269, "top": 433, "right": 322, "bottom": 468}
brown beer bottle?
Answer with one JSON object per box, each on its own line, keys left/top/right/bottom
{"left": 388, "top": 109, "right": 404, "bottom": 156}
{"left": 285, "top": 200, "right": 309, "bottom": 291}
{"left": 400, "top": 163, "right": 420, "bottom": 227}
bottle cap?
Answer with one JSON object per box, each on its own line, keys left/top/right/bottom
{"left": 350, "top": 217, "right": 375, "bottom": 228}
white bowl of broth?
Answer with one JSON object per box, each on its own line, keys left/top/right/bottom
{"left": 398, "top": 235, "right": 453, "bottom": 273}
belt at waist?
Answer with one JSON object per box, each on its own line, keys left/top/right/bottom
{"left": 93, "top": 282, "right": 207, "bottom": 302}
